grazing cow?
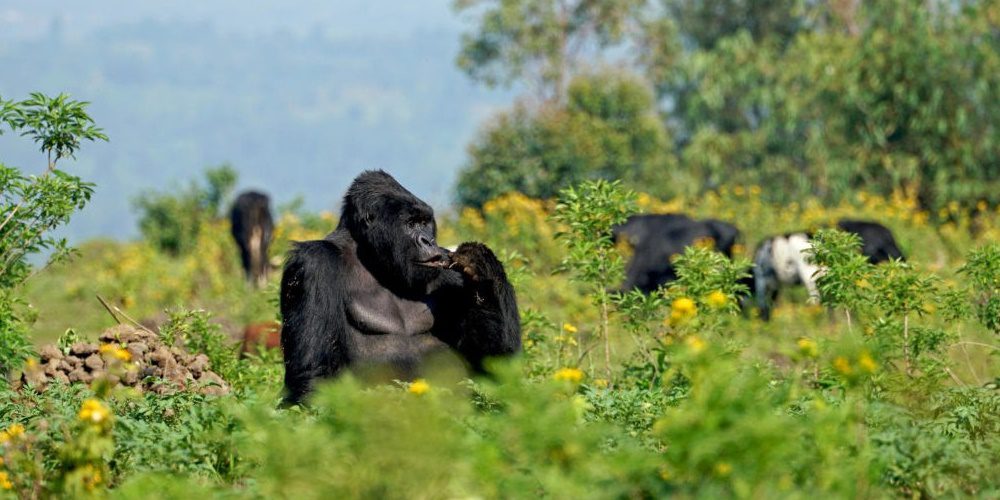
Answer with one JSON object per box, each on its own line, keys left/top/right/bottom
{"left": 835, "top": 219, "right": 905, "bottom": 263}
{"left": 614, "top": 214, "right": 741, "bottom": 294}
{"left": 752, "top": 219, "right": 905, "bottom": 320}
{"left": 230, "top": 191, "right": 274, "bottom": 288}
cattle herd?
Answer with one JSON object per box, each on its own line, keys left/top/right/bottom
{"left": 227, "top": 174, "right": 905, "bottom": 403}
{"left": 611, "top": 213, "right": 905, "bottom": 320}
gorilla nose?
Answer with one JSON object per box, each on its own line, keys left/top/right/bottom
{"left": 418, "top": 235, "right": 434, "bottom": 248}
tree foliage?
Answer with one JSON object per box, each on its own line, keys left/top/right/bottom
{"left": 454, "top": 0, "right": 645, "bottom": 101}
{"left": 455, "top": 71, "right": 682, "bottom": 207}
{"left": 133, "top": 164, "right": 237, "bottom": 256}
{"left": 456, "top": 0, "right": 1000, "bottom": 212}
{"left": 0, "top": 93, "right": 104, "bottom": 372}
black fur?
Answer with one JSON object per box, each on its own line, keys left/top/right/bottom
{"left": 614, "top": 213, "right": 741, "bottom": 293}
{"left": 835, "top": 219, "right": 905, "bottom": 263}
{"left": 230, "top": 191, "right": 274, "bottom": 288}
{"left": 279, "top": 170, "right": 520, "bottom": 404}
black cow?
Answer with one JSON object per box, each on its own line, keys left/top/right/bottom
{"left": 230, "top": 191, "right": 274, "bottom": 288}
{"left": 614, "top": 213, "right": 741, "bottom": 294}
{"left": 836, "top": 219, "right": 905, "bottom": 264}
{"left": 750, "top": 219, "right": 905, "bottom": 320}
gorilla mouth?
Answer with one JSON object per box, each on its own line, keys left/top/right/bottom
{"left": 415, "top": 253, "right": 452, "bottom": 268}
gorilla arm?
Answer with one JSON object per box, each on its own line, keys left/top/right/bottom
{"left": 436, "top": 242, "right": 521, "bottom": 371}
{"left": 280, "top": 240, "right": 350, "bottom": 404}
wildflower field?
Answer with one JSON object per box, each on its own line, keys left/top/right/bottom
{"left": 2, "top": 180, "right": 998, "bottom": 498}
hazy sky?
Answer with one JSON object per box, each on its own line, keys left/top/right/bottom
{"left": 1, "top": 1, "right": 463, "bottom": 39}
{"left": 0, "top": 1, "right": 512, "bottom": 240}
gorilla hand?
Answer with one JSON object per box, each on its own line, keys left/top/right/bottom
{"left": 449, "top": 242, "right": 506, "bottom": 283}
{"left": 439, "top": 241, "right": 521, "bottom": 367}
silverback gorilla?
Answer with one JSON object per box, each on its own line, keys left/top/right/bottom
{"left": 279, "top": 171, "right": 521, "bottom": 404}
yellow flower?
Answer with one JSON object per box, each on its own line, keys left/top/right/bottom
{"left": 672, "top": 297, "right": 697, "bottom": 315}
{"left": 858, "top": 352, "right": 877, "bottom": 373}
{"left": 113, "top": 348, "right": 131, "bottom": 362}
{"left": 685, "top": 336, "right": 706, "bottom": 354}
{"left": 833, "top": 356, "right": 853, "bottom": 376}
{"left": 562, "top": 323, "right": 578, "bottom": 334}
{"left": 24, "top": 358, "right": 37, "bottom": 369}
{"left": 78, "top": 399, "right": 111, "bottom": 424}
{"left": 100, "top": 344, "right": 132, "bottom": 362}
{"left": 0, "top": 471, "right": 12, "bottom": 490}
{"left": 553, "top": 367, "right": 585, "bottom": 383}
{"left": 668, "top": 297, "right": 698, "bottom": 325}
{"left": 796, "top": 338, "right": 819, "bottom": 358}
{"left": 706, "top": 290, "right": 728, "bottom": 308}
{"left": 714, "top": 461, "right": 733, "bottom": 477}
{"left": 408, "top": 379, "right": 430, "bottom": 395}
{"left": 1, "top": 424, "right": 25, "bottom": 445}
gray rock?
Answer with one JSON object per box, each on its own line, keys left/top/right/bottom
{"left": 126, "top": 341, "right": 149, "bottom": 359}
{"left": 39, "top": 344, "right": 63, "bottom": 361}
{"left": 188, "top": 354, "right": 211, "bottom": 377}
{"left": 84, "top": 354, "right": 104, "bottom": 371}
{"left": 198, "top": 371, "right": 229, "bottom": 396}
{"left": 68, "top": 368, "right": 92, "bottom": 384}
{"left": 70, "top": 342, "right": 98, "bottom": 356}
{"left": 52, "top": 371, "right": 70, "bottom": 384}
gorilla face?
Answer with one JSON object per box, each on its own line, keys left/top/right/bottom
{"left": 340, "top": 170, "right": 450, "bottom": 291}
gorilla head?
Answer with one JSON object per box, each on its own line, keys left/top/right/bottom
{"left": 338, "top": 170, "right": 450, "bottom": 292}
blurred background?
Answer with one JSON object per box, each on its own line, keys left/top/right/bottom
{"left": 0, "top": 0, "right": 513, "bottom": 239}
{"left": 4, "top": 1, "right": 999, "bottom": 242}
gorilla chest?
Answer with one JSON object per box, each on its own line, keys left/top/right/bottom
{"left": 346, "top": 290, "right": 436, "bottom": 336}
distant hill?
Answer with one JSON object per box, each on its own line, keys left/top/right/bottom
{"left": 0, "top": 1, "right": 512, "bottom": 240}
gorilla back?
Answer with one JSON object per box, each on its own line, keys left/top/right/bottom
{"left": 280, "top": 170, "right": 520, "bottom": 404}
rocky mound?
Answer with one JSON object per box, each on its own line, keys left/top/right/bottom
{"left": 17, "top": 324, "right": 229, "bottom": 396}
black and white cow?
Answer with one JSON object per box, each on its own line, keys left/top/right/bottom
{"left": 614, "top": 213, "right": 741, "bottom": 294}
{"left": 751, "top": 219, "right": 905, "bottom": 320}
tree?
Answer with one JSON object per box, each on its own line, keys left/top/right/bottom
{"left": 639, "top": 0, "right": 1000, "bottom": 209}
{"left": 133, "top": 164, "right": 238, "bottom": 256}
{"left": 455, "top": 71, "right": 682, "bottom": 207}
{"left": 454, "top": 0, "right": 645, "bottom": 102}
{"left": 0, "top": 93, "right": 105, "bottom": 372}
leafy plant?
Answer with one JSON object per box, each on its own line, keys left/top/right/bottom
{"left": 552, "top": 180, "right": 636, "bottom": 381}
{"left": 0, "top": 93, "right": 104, "bottom": 374}
{"left": 133, "top": 164, "right": 237, "bottom": 256}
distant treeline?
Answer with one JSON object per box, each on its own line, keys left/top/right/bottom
{"left": 454, "top": 0, "right": 1000, "bottom": 214}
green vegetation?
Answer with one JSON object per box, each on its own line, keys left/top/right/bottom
{"left": 456, "top": 0, "right": 1000, "bottom": 211}
{"left": 133, "top": 165, "right": 237, "bottom": 256}
{"left": 456, "top": 72, "right": 680, "bottom": 207}
{"left": 2, "top": 1, "right": 1000, "bottom": 496}
{"left": 0, "top": 93, "right": 105, "bottom": 373}
{"left": 3, "top": 171, "right": 998, "bottom": 496}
